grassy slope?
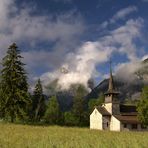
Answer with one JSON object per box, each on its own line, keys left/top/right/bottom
{"left": 0, "top": 123, "right": 148, "bottom": 148}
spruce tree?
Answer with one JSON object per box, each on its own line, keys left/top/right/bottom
{"left": 0, "top": 43, "right": 29, "bottom": 122}
{"left": 71, "top": 85, "right": 88, "bottom": 126}
{"left": 137, "top": 86, "right": 148, "bottom": 126}
{"left": 44, "top": 95, "right": 60, "bottom": 124}
{"left": 32, "top": 79, "right": 46, "bottom": 121}
{"left": 88, "top": 92, "right": 105, "bottom": 112}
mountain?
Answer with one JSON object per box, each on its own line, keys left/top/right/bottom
{"left": 46, "top": 58, "right": 148, "bottom": 110}
{"left": 136, "top": 58, "right": 148, "bottom": 81}
{"left": 86, "top": 77, "right": 143, "bottom": 101}
{"left": 87, "top": 58, "right": 148, "bottom": 102}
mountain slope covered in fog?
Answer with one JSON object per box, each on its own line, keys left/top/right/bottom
{"left": 87, "top": 58, "right": 148, "bottom": 101}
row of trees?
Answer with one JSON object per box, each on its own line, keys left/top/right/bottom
{"left": 32, "top": 82, "right": 104, "bottom": 126}
{"left": 0, "top": 43, "right": 147, "bottom": 126}
{"left": 0, "top": 43, "right": 104, "bottom": 125}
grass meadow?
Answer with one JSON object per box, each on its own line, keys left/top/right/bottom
{"left": 0, "top": 123, "right": 148, "bottom": 148}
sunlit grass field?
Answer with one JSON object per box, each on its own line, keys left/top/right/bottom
{"left": 0, "top": 123, "right": 148, "bottom": 148}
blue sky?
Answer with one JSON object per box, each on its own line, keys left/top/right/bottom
{"left": 0, "top": 0, "right": 148, "bottom": 90}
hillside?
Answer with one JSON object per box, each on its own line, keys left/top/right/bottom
{"left": 47, "top": 59, "right": 148, "bottom": 110}
{"left": 87, "top": 59, "right": 148, "bottom": 101}
{"left": 86, "top": 77, "right": 143, "bottom": 101}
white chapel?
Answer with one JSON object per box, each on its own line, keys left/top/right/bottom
{"left": 90, "top": 64, "right": 146, "bottom": 131}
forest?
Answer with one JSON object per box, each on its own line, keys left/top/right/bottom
{"left": 0, "top": 43, "right": 147, "bottom": 127}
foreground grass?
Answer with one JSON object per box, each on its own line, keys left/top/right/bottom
{"left": 0, "top": 123, "right": 148, "bottom": 148}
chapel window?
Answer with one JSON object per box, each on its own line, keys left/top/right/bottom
{"left": 124, "top": 124, "right": 127, "bottom": 128}
{"left": 132, "top": 124, "right": 137, "bottom": 129}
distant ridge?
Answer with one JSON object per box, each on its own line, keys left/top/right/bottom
{"left": 87, "top": 58, "right": 148, "bottom": 101}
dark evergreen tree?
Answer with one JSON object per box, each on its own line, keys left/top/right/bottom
{"left": 88, "top": 92, "right": 105, "bottom": 113}
{"left": 137, "top": 86, "right": 148, "bottom": 126}
{"left": 32, "top": 79, "right": 46, "bottom": 121}
{"left": 64, "top": 111, "right": 78, "bottom": 126}
{"left": 0, "top": 43, "right": 29, "bottom": 122}
{"left": 71, "top": 85, "right": 88, "bottom": 126}
{"left": 44, "top": 95, "right": 60, "bottom": 124}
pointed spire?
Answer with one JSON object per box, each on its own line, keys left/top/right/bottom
{"left": 104, "top": 60, "right": 120, "bottom": 104}
{"left": 108, "top": 59, "right": 114, "bottom": 92}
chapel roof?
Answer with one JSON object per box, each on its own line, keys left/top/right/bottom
{"left": 96, "top": 107, "right": 111, "bottom": 116}
{"left": 95, "top": 104, "right": 139, "bottom": 124}
{"left": 114, "top": 115, "right": 140, "bottom": 124}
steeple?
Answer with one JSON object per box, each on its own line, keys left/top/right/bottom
{"left": 103, "top": 60, "right": 120, "bottom": 115}
{"left": 108, "top": 60, "right": 114, "bottom": 93}
{"left": 104, "top": 60, "right": 119, "bottom": 103}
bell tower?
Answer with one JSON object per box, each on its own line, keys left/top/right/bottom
{"left": 104, "top": 61, "right": 120, "bottom": 115}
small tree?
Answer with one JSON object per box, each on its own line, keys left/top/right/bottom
{"left": 137, "top": 86, "right": 148, "bottom": 126}
{"left": 0, "top": 43, "right": 29, "bottom": 122}
{"left": 32, "top": 79, "right": 46, "bottom": 121}
{"left": 72, "top": 85, "right": 88, "bottom": 126}
{"left": 44, "top": 96, "right": 60, "bottom": 124}
{"left": 88, "top": 92, "right": 105, "bottom": 112}
{"left": 64, "top": 111, "right": 79, "bottom": 126}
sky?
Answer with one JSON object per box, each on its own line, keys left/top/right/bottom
{"left": 0, "top": 0, "right": 148, "bottom": 91}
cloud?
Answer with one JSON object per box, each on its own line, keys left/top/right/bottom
{"left": 40, "top": 18, "right": 143, "bottom": 91}
{"left": 51, "top": 0, "right": 73, "bottom": 3}
{"left": 0, "top": 0, "right": 145, "bottom": 92}
{"left": 100, "top": 6, "right": 138, "bottom": 29}
{"left": 115, "top": 61, "right": 141, "bottom": 83}
{"left": 0, "top": 0, "right": 86, "bottom": 91}
{"left": 57, "top": 41, "right": 112, "bottom": 89}
{"left": 101, "top": 18, "right": 144, "bottom": 83}
{"left": 0, "top": 0, "right": 86, "bottom": 92}
{"left": 110, "top": 6, "right": 137, "bottom": 23}
{"left": 100, "top": 21, "right": 108, "bottom": 29}
{"left": 141, "top": 55, "right": 148, "bottom": 61}
{"left": 40, "top": 41, "right": 112, "bottom": 90}
{"left": 101, "top": 18, "right": 143, "bottom": 61}
{"left": 141, "top": 0, "right": 148, "bottom": 2}
{"left": 0, "top": 0, "right": 85, "bottom": 59}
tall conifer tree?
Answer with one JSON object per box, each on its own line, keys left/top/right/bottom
{"left": 137, "top": 86, "right": 148, "bottom": 126}
{"left": 32, "top": 79, "right": 46, "bottom": 121}
{"left": 44, "top": 95, "right": 60, "bottom": 124}
{"left": 0, "top": 43, "right": 29, "bottom": 122}
{"left": 72, "top": 85, "right": 88, "bottom": 126}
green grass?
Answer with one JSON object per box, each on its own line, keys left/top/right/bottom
{"left": 0, "top": 123, "right": 148, "bottom": 148}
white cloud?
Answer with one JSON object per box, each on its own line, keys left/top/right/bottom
{"left": 100, "top": 18, "right": 143, "bottom": 61}
{"left": 56, "top": 41, "right": 112, "bottom": 89}
{"left": 0, "top": 0, "right": 84, "bottom": 59}
{"left": 141, "top": 0, "right": 148, "bottom": 2}
{"left": 100, "top": 6, "right": 138, "bottom": 29}
{"left": 100, "top": 21, "right": 108, "bottom": 29}
{"left": 40, "top": 41, "right": 113, "bottom": 90}
{"left": 142, "top": 55, "right": 148, "bottom": 61}
{"left": 110, "top": 6, "right": 137, "bottom": 23}
{"left": 0, "top": 0, "right": 145, "bottom": 91}
{"left": 40, "top": 18, "right": 143, "bottom": 90}
{"left": 0, "top": 0, "right": 86, "bottom": 92}
{"left": 115, "top": 61, "right": 141, "bottom": 83}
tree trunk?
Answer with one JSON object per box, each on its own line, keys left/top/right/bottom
{"left": 34, "top": 96, "right": 43, "bottom": 121}
{"left": 34, "top": 103, "right": 41, "bottom": 121}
